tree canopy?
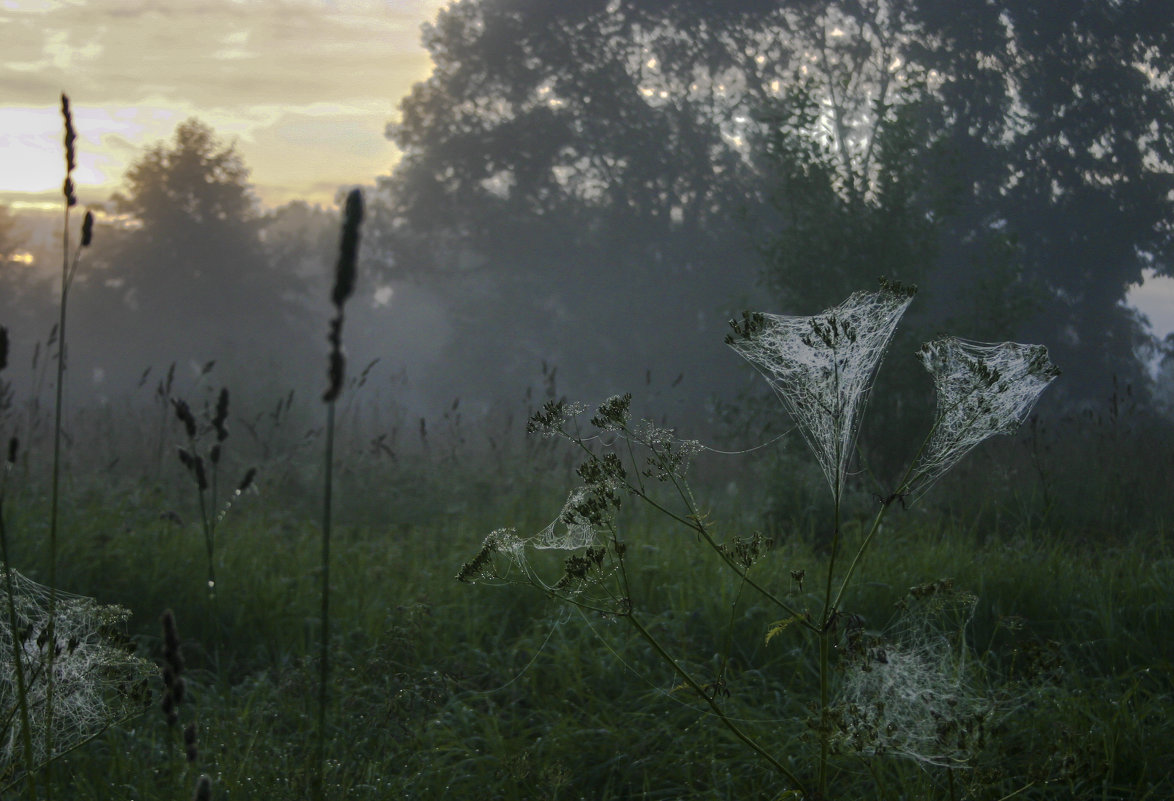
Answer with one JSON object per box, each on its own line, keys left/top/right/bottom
{"left": 72, "top": 120, "right": 312, "bottom": 389}
{"left": 379, "top": 0, "right": 1174, "bottom": 411}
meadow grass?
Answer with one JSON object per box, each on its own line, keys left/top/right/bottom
{"left": 2, "top": 99, "right": 1169, "bottom": 800}
{"left": 0, "top": 430, "right": 1167, "bottom": 799}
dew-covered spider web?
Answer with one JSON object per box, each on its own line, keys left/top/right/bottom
{"left": 908, "top": 337, "right": 1060, "bottom": 499}
{"left": 727, "top": 282, "right": 915, "bottom": 497}
{"left": 0, "top": 568, "right": 154, "bottom": 772}
{"left": 531, "top": 486, "right": 607, "bottom": 551}
{"left": 831, "top": 583, "right": 992, "bottom": 767}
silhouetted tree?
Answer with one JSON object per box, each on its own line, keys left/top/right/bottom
{"left": 0, "top": 207, "right": 53, "bottom": 347}
{"left": 76, "top": 120, "right": 312, "bottom": 390}
{"left": 380, "top": 0, "right": 1174, "bottom": 411}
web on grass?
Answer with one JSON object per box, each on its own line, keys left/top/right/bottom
{"left": 0, "top": 568, "right": 154, "bottom": 772}
{"left": 831, "top": 585, "right": 992, "bottom": 767}
{"left": 909, "top": 338, "right": 1060, "bottom": 499}
{"left": 727, "top": 283, "right": 915, "bottom": 497}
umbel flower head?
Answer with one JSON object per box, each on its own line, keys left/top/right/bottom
{"left": 727, "top": 279, "right": 916, "bottom": 497}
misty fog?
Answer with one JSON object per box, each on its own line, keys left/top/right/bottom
{"left": 3, "top": 0, "right": 1174, "bottom": 449}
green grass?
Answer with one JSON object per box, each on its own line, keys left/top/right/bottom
{"left": 0, "top": 436, "right": 1170, "bottom": 800}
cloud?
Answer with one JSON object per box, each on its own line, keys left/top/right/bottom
{"left": 0, "top": 0, "right": 443, "bottom": 207}
{"left": 0, "top": 0, "right": 437, "bottom": 107}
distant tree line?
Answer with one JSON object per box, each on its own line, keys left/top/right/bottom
{"left": 378, "top": 0, "right": 1174, "bottom": 420}
{"left": 2, "top": 0, "right": 1173, "bottom": 427}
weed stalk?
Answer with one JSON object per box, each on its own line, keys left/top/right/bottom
{"left": 45, "top": 93, "right": 92, "bottom": 795}
{"left": 315, "top": 188, "right": 363, "bottom": 800}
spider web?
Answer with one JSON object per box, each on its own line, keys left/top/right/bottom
{"left": 831, "top": 587, "right": 991, "bottom": 767}
{"left": 728, "top": 283, "right": 915, "bottom": 497}
{"left": 908, "top": 338, "right": 1060, "bottom": 499}
{"left": 0, "top": 568, "right": 154, "bottom": 772}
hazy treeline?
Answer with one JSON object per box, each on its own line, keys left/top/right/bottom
{"left": 2, "top": 0, "right": 1174, "bottom": 435}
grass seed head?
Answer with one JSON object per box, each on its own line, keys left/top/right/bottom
{"left": 212, "top": 388, "right": 229, "bottom": 441}
{"left": 324, "top": 189, "right": 364, "bottom": 402}
{"left": 173, "top": 399, "right": 198, "bottom": 439}
{"left": 0, "top": 325, "right": 8, "bottom": 371}
{"left": 81, "top": 209, "right": 94, "bottom": 246}
{"left": 184, "top": 721, "right": 198, "bottom": 762}
{"left": 61, "top": 93, "right": 76, "bottom": 172}
{"left": 237, "top": 467, "right": 257, "bottom": 493}
{"left": 192, "top": 774, "right": 212, "bottom": 801}
{"left": 330, "top": 188, "right": 364, "bottom": 309}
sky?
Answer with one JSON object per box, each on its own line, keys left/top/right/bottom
{"left": 0, "top": 0, "right": 447, "bottom": 212}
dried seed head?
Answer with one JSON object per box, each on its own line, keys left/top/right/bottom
{"left": 183, "top": 721, "right": 198, "bottom": 762}
{"left": 237, "top": 467, "right": 257, "bottom": 493}
{"left": 0, "top": 326, "right": 8, "bottom": 372}
{"left": 61, "top": 93, "right": 77, "bottom": 175}
{"left": 323, "top": 348, "right": 345, "bottom": 403}
{"left": 193, "top": 457, "right": 208, "bottom": 491}
{"left": 323, "top": 189, "right": 363, "bottom": 403}
{"left": 192, "top": 774, "right": 212, "bottom": 801}
{"left": 331, "top": 188, "right": 363, "bottom": 309}
{"left": 81, "top": 209, "right": 94, "bottom": 246}
{"left": 7, "top": 437, "right": 18, "bottom": 465}
{"left": 63, "top": 177, "right": 77, "bottom": 207}
{"left": 172, "top": 399, "right": 197, "bottom": 439}
{"left": 161, "top": 609, "right": 183, "bottom": 666}
{"left": 212, "top": 388, "right": 229, "bottom": 441}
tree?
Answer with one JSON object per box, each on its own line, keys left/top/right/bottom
{"left": 378, "top": 0, "right": 778, "bottom": 415}
{"left": 76, "top": 120, "right": 312, "bottom": 390}
{"left": 380, "top": 0, "right": 1174, "bottom": 413}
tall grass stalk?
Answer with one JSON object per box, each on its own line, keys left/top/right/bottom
{"left": 315, "top": 188, "right": 363, "bottom": 800}
{"left": 45, "top": 93, "right": 92, "bottom": 796}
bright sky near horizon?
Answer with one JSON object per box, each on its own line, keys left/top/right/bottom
{"left": 0, "top": 0, "right": 447, "bottom": 212}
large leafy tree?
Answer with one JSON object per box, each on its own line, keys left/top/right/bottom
{"left": 77, "top": 120, "right": 311, "bottom": 388}
{"left": 381, "top": 0, "right": 1174, "bottom": 412}
{"left": 379, "top": 0, "right": 776, "bottom": 411}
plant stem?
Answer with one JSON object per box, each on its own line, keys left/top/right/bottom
{"left": 623, "top": 613, "right": 807, "bottom": 795}
{"left": 315, "top": 399, "right": 336, "bottom": 801}
{"left": 817, "top": 482, "right": 842, "bottom": 797}
{"left": 43, "top": 198, "right": 74, "bottom": 801}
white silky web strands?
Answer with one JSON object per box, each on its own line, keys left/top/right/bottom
{"left": 910, "top": 337, "right": 1060, "bottom": 499}
{"left": 833, "top": 589, "right": 990, "bottom": 767}
{"left": 728, "top": 285, "right": 915, "bottom": 497}
{"left": 532, "top": 486, "right": 605, "bottom": 550}
{"left": 0, "top": 569, "right": 154, "bottom": 769}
